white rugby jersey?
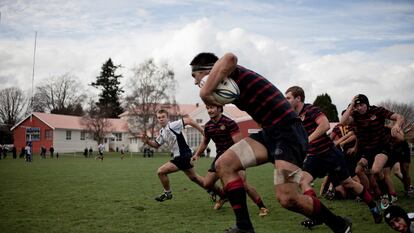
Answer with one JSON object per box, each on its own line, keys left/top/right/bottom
{"left": 155, "top": 119, "right": 192, "bottom": 157}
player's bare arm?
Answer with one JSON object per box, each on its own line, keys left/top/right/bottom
{"left": 200, "top": 53, "right": 237, "bottom": 105}
{"left": 340, "top": 96, "right": 357, "bottom": 125}
{"left": 141, "top": 134, "right": 160, "bottom": 149}
{"left": 339, "top": 132, "right": 356, "bottom": 147}
{"left": 192, "top": 137, "right": 209, "bottom": 161}
{"left": 390, "top": 113, "right": 405, "bottom": 138}
{"left": 308, "top": 115, "right": 330, "bottom": 143}
{"left": 183, "top": 117, "right": 205, "bottom": 136}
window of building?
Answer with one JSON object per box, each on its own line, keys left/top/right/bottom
{"left": 66, "top": 131, "right": 72, "bottom": 140}
{"left": 80, "top": 131, "right": 86, "bottom": 140}
{"left": 185, "top": 127, "right": 202, "bottom": 149}
{"left": 113, "top": 133, "right": 122, "bottom": 141}
{"left": 26, "top": 127, "right": 40, "bottom": 141}
{"left": 196, "top": 119, "right": 202, "bottom": 124}
{"left": 45, "top": 129, "right": 53, "bottom": 140}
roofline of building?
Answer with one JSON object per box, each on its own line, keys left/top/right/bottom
{"left": 11, "top": 113, "right": 56, "bottom": 131}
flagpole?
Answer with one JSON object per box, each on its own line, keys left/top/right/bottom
{"left": 30, "top": 31, "right": 37, "bottom": 122}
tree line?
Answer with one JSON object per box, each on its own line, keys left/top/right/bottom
{"left": 0, "top": 58, "right": 177, "bottom": 144}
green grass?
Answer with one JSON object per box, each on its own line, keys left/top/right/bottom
{"left": 0, "top": 153, "right": 412, "bottom": 233}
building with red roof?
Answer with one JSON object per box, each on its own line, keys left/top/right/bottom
{"left": 11, "top": 112, "right": 129, "bottom": 154}
{"left": 11, "top": 104, "right": 261, "bottom": 156}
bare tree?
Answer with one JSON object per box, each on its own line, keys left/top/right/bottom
{"left": 0, "top": 87, "right": 27, "bottom": 127}
{"left": 125, "top": 59, "right": 178, "bottom": 138}
{"left": 81, "top": 98, "right": 112, "bottom": 145}
{"left": 33, "top": 73, "right": 86, "bottom": 115}
{"left": 378, "top": 100, "right": 414, "bottom": 140}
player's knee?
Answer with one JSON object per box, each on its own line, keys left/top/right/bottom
{"left": 157, "top": 167, "right": 165, "bottom": 176}
{"left": 371, "top": 167, "right": 381, "bottom": 175}
{"left": 355, "top": 165, "right": 365, "bottom": 175}
{"left": 215, "top": 158, "right": 231, "bottom": 177}
{"left": 276, "top": 193, "right": 297, "bottom": 209}
{"left": 203, "top": 179, "right": 214, "bottom": 189}
{"left": 188, "top": 175, "right": 199, "bottom": 183}
{"left": 341, "top": 179, "right": 355, "bottom": 189}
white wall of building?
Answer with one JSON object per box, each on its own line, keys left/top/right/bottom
{"left": 53, "top": 130, "right": 130, "bottom": 153}
{"left": 187, "top": 107, "right": 217, "bottom": 157}
{"left": 105, "top": 132, "right": 130, "bottom": 152}
{"left": 53, "top": 129, "right": 97, "bottom": 153}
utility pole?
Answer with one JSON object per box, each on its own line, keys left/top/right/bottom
{"left": 30, "top": 31, "right": 37, "bottom": 122}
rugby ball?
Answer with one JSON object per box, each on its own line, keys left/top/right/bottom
{"left": 199, "top": 75, "right": 239, "bottom": 104}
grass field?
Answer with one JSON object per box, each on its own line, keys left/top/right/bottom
{"left": 0, "top": 152, "right": 412, "bottom": 233}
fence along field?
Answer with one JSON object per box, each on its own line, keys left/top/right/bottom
{"left": 0, "top": 152, "right": 411, "bottom": 233}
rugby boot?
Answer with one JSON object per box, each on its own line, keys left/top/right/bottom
{"left": 155, "top": 191, "right": 173, "bottom": 202}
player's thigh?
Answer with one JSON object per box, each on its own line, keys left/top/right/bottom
{"left": 274, "top": 160, "right": 302, "bottom": 196}
{"left": 300, "top": 170, "right": 314, "bottom": 185}
{"left": 158, "top": 161, "right": 179, "bottom": 174}
{"left": 372, "top": 153, "right": 388, "bottom": 173}
{"left": 237, "top": 170, "right": 247, "bottom": 181}
{"left": 217, "top": 137, "right": 268, "bottom": 171}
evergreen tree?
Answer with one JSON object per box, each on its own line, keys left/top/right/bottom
{"left": 313, "top": 93, "right": 339, "bottom": 122}
{"left": 91, "top": 58, "right": 124, "bottom": 118}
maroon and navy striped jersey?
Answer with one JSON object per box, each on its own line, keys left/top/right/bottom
{"left": 204, "top": 115, "right": 240, "bottom": 157}
{"left": 229, "top": 65, "right": 297, "bottom": 128}
{"left": 331, "top": 123, "right": 355, "bottom": 139}
{"left": 351, "top": 105, "right": 394, "bottom": 149}
{"left": 331, "top": 123, "right": 356, "bottom": 150}
{"left": 299, "top": 104, "right": 333, "bottom": 155}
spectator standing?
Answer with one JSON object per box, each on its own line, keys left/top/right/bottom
{"left": 49, "top": 147, "right": 54, "bottom": 158}
{"left": 88, "top": 147, "right": 93, "bottom": 158}
{"left": 25, "top": 142, "right": 32, "bottom": 162}
{"left": 40, "top": 145, "right": 46, "bottom": 159}
{"left": 120, "top": 144, "right": 125, "bottom": 159}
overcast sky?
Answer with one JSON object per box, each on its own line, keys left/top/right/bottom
{"left": 1, "top": 0, "right": 413, "bottom": 112}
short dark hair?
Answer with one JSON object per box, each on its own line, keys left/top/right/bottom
{"left": 354, "top": 94, "right": 370, "bottom": 107}
{"left": 285, "top": 86, "right": 305, "bottom": 102}
{"left": 190, "top": 53, "right": 218, "bottom": 67}
{"left": 157, "top": 109, "right": 169, "bottom": 117}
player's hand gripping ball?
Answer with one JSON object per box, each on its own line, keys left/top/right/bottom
{"left": 199, "top": 75, "right": 240, "bottom": 104}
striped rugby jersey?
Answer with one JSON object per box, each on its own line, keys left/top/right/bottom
{"left": 230, "top": 65, "right": 297, "bottom": 128}
{"left": 351, "top": 106, "right": 394, "bottom": 150}
{"left": 299, "top": 104, "right": 333, "bottom": 156}
{"left": 204, "top": 115, "right": 240, "bottom": 157}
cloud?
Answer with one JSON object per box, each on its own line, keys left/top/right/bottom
{"left": 1, "top": 1, "right": 413, "bottom": 117}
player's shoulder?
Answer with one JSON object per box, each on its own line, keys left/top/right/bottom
{"left": 303, "top": 103, "right": 320, "bottom": 114}
{"left": 220, "top": 114, "right": 232, "bottom": 121}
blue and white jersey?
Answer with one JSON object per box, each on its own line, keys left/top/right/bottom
{"left": 155, "top": 119, "right": 192, "bottom": 157}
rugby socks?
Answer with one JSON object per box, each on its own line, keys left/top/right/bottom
{"left": 309, "top": 195, "right": 346, "bottom": 232}
{"left": 253, "top": 197, "right": 266, "bottom": 209}
{"left": 304, "top": 189, "right": 317, "bottom": 198}
{"left": 358, "top": 187, "right": 377, "bottom": 209}
{"left": 224, "top": 177, "right": 253, "bottom": 230}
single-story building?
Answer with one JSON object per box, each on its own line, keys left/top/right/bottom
{"left": 11, "top": 112, "right": 129, "bottom": 154}
{"left": 11, "top": 104, "right": 262, "bottom": 156}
